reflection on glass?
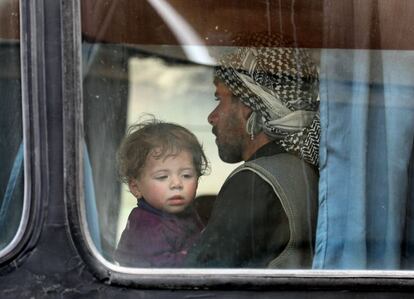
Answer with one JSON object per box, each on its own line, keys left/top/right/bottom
{"left": 0, "top": 0, "right": 23, "bottom": 253}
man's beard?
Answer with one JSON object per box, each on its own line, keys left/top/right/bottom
{"left": 216, "top": 138, "right": 244, "bottom": 163}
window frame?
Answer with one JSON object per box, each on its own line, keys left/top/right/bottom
{"left": 0, "top": 0, "right": 47, "bottom": 268}
{"left": 63, "top": 0, "right": 414, "bottom": 291}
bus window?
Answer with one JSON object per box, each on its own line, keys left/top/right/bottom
{"left": 79, "top": 0, "right": 414, "bottom": 273}
{"left": 0, "top": 0, "right": 24, "bottom": 255}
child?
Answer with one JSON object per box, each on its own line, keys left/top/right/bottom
{"left": 114, "top": 119, "right": 209, "bottom": 267}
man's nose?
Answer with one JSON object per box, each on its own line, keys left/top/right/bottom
{"left": 207, "top": 108, "right": 218, "bottom": 125}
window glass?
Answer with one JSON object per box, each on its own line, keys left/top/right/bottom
{"left": 81, "top": 0, "right": 414, "bottom": 270}
{"left": 0, "top": 0, "right": 23, "bottom": 253}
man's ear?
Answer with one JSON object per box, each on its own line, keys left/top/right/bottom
{"left": 240, "top": 103, "right": 253, "bottom": 121}
{"left": 245, "top": 108, "right": 264, "bottom": 137}
{"left": 128, "top": 178, "right": 142, "bottom": 199}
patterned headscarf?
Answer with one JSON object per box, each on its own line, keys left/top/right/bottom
{"left": 214, "top": 33, "right": 320, "bottom": 166}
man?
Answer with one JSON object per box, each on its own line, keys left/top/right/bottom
{"left": 185, "top": 34, "right": 320, "bottom": 268}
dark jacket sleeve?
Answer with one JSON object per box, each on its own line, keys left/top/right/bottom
{"left": 184, "top": 169, "right": 290, "bottom": 268}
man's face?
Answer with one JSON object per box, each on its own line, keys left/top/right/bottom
{"left": 207, "top": 80, "right": 250, "bottom": 163}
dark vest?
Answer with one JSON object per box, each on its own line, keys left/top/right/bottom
{"left": 227, "top": 153, "right": 318, "bottom": 268}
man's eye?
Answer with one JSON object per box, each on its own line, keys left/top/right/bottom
{"left": 214, "top": 97, "right": 220, "bottom": 102}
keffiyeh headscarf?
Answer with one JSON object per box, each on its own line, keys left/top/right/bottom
{"left": 214, "top": 33, "right": 320, "bottom": 166}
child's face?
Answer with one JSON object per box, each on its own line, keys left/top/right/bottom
{"left": 129, "top": 149, "right": 198, "bottom": 214}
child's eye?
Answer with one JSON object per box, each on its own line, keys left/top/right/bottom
{"left": 155, "top": 175, "right": 168, "bottom": 180}
{"left": 182, "top": 173, "right": 195, "bottom": 179}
